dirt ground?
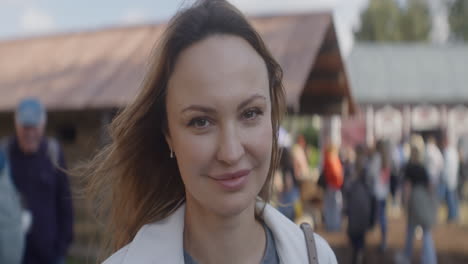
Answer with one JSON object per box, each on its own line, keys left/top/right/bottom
{"left": 313, "top": 203, "right": 468, "bottom": 264}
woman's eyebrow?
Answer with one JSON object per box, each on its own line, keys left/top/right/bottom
{"left": 181, "top": 105, "right": 216, "bottom": 114}
{"left": 181, "top": 94, "right": 266, "bottom": 114}
{"left": 237, "top": 94, "right": 266, "bottom": 111}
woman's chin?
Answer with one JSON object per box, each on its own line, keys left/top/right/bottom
{"left": 200, "top": 193, "right": 257, "bottom": 218}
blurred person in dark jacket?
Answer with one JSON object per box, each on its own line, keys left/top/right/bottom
{"left": 395, "top": 136, "right": 437, "bottom": 264}
{"left": 345, "top": 144, "right": 373, "bottom": 264}
{"left": 3, "top": 98, "right": 74, "bottom": 264}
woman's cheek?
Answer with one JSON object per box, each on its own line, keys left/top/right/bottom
{"left": 174, "top": 131, "right": 215, "bottom": 173}
{"left": 244, "top": 119, "right": 273, "bottom": 165}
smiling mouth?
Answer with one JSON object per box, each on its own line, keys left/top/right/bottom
{"left": 210, "top": 169, "right": 251, "bottom": 190}
{"left": 212, "top": 169, "right": 251, "bottom": 180}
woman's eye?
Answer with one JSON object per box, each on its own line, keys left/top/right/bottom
{"left": 243, "top": 108, "right": 263, "bottom": 120}
{"left": 188, "top": 118, "right": 211, "bottom": 129}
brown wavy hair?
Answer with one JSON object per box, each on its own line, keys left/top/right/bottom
{"left": 79, "top": 0, "right": 285, "bottom": 258}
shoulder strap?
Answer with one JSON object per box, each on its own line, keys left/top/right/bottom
{"left": 300, "top": 223, "right": 318, "bottom": 264}
{"left": 46, "top": 137, "right": 60, "bottom": 167}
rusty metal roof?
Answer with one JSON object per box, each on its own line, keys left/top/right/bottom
{"left": 0, "top": 12, "right": 337, "bottom": 112}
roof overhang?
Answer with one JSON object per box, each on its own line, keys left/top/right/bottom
{"left": 0, "top": 12, "right": 355, "bottom": 116}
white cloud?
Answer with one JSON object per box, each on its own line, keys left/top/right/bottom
{"left": 20, "top": 7, "right": 54, "bottom": 33}
{"left": 2, "top": 0, "right": 28, "bottom": 4}
{"left": 2, "top": 0, "right": 34, "bottom": 8}
{"left": 121, "top": 9, "right": 147, "bottom": 25}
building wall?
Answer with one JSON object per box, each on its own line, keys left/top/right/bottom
{"left": 341, "top": 103, "right": 468, "bottom": 147}
{"left": 341, "top": 110, "right": 366, "bottom": 147}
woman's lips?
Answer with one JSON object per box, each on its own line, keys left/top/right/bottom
{"left": 211, "top": 169, "right": 250, "bottom": 191}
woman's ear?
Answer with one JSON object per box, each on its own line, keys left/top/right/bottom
{"left": 164, "top": 132, "right": 172, "bottom": 151}
{"left": 164, "top": 131, "right": 175, "bottom": 159}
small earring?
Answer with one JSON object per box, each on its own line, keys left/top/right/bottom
{"left": 170, "top": 147, "right": 174, "bottom": 158}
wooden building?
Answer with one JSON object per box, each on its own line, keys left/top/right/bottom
{"left": 343, "top": 43, "right": 468, "bottom": 147}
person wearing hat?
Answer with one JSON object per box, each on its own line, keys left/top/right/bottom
{"left": 2, "top": 98, "right": 74, "bottom": 264}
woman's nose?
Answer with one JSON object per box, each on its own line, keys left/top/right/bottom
{"left": 216, "top": 124, "right": 245, "bottom": 166}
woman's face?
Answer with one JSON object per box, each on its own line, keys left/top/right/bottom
{"left": 165, "top": 35, "right": 272, "bottom": 217}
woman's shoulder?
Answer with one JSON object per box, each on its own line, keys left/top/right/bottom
{"left": 101, "top": 220, "right": 183, "bottom": 264}
{"left": 102, "top": 245, "right": 129, "bottom": 264}
{"left": 102, "top": 205, "right": 186, "bottom": 264}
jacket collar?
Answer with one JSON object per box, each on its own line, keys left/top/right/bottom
{"left": 123, "top": 205, "right": 185, "bottom": 264}
{"left": 262, "top": 202, "right": 308, "bottom": 263}
{"left": 121, "top": 202, "right": 308, "bottom": 264}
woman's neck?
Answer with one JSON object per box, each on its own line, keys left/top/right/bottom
{"left": 183, "top": 198, "right": 266, "bottom": 264}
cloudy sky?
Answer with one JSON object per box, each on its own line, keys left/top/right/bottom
{"left": 0, "top": 0, "right": 447, "bottom": 55}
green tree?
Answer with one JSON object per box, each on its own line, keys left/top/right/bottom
{"left": 355, "top": 0, "right": 431, "bottom": 42}
{"left": 448, "top": 0, "right": 468, "bottom": 41}
{"left": 400, "top": 0, "right": 432, "bottom": 41}
{"left": 355, "top": 0, "right": 402, "bottom": 41}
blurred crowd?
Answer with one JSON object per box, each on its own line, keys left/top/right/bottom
{"left": 273, "top": 127, "right": 468, "bottom": 264}
{"left": 2, "top": 97, "right": 468, "bottom": 264}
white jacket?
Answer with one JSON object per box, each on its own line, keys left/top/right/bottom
{"left": 425, "top": 143, "right": 444, "bottom": 185}
{"left": 369, "top": 153, "right": 390, "bottom": 200}
{"left": 103, "top": 203, "right": 337, "bottom": 264}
